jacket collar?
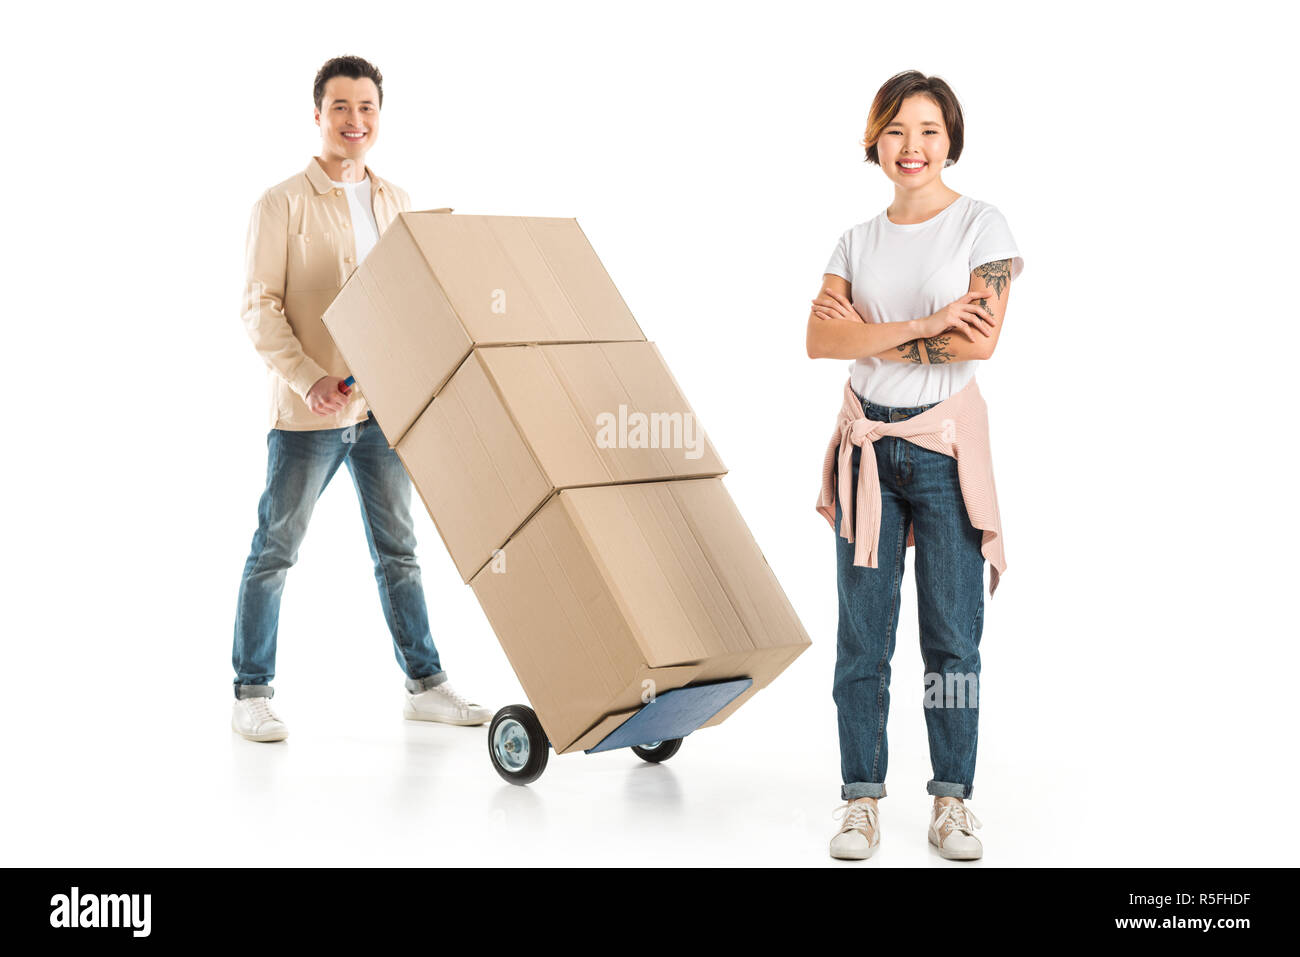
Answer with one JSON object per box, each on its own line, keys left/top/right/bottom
{"left": 305, "top": 155, "right": 388, "bottom": 197}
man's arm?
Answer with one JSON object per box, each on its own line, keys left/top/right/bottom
{"left": 241, "top": 192, "right": 327, "bottom": 398}
{"left": 870, "top": 259, "right": 1013, "bottom": 364}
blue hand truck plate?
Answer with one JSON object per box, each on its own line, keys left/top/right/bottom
{"left": 584, "top": 677, "right": 754, "bottom": 754}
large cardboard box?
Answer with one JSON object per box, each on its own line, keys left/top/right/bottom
{"left": 397, "top": 340, "right": 728, "bottom": 582}
{"left": 322, "top": 210, "right": 810, "bottom": 758}
{"left": 322, "top": 212, "right": 646, "bottom": 446}
{"left": 469, "top": 477, "right": 811, "bottom": 754}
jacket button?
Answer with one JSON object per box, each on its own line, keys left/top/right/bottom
{"left": 345, "top": 257, "right": 354, "bottom": 263}
{"left": 334, "top": 188, "right": 342, "bottom": 196}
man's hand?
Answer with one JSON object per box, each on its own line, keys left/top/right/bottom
{"left": 306, "top": 375, "right": 350, "bottom": 415}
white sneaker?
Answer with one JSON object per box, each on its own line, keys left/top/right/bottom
{"left": 232, "top": 697, "right": 288, "bottom": 742}
{"left": 403, "top": 682, "right": 492, "bottom": 726}
{"left": 829, "top": 799, "right": 880, "bottom": 860}
{"left": 929, "top": 800, "right": 983, "bottom": 860}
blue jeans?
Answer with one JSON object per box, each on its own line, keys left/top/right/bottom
{"left": 833, "top": 393, "right": 986, "bottom": 800}
{"left": 232, "top": 410, "right": 447, "bottom": 700}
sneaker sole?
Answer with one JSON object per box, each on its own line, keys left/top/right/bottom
{"left": 829, "top": 841, "right": 879, "bottom": 861}
{"left": 232, "top": 717, "right": 288, "bottom": 742}
{"left": 403, "top": 708, "right": 489, "bottom": 727}
{"left": 829, "top": 831, "right": 880, "bottom": 860}
{"left": 928, "top": 829, "right": 981, "bottom": 860}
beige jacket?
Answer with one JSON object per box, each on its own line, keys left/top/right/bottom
{"left": 241, "top": 156, "right": 411, "bottom": 431}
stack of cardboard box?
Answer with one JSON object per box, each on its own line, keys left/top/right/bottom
{"left": 323, "top": 212, "right": 810, "bottom": 755}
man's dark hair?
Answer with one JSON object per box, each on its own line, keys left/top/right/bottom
{"left": 313, "top": 55, "right": 384, "bottom": 113}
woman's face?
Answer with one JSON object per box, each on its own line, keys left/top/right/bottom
{"left": 877, "top": 94, "right": 949, "bottom": 189}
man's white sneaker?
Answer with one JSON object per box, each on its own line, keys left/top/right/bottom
{"left": 232, "top": 698, "right": 288, "bottom": 742}
{"left": 929, "top": 800, "right": 983, "bottom": 860}
{"left": 829, "top": 799, "right": 880, "bottom": 860}
{"left": 403, "top": 683, "right": 492, "bottom": 726}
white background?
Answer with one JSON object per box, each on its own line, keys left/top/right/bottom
{"left": 3, "top": 0, "right": 1296, "bottom": 867}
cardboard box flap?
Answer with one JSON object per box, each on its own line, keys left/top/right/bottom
{"left": 395, "top": 351, "right": 552, "bottom": 582}
{"left": 544, "top": 218, "right": 645, "bottom": 340}
{"left": 664, "top": 479, "right": 810, "bottom": 651}
{"left": 561, "top": 480, "right": 809, "bottom": 669}
{"left": 322, "top": 219, "right": 471, "bottom": 445}
{"left": 476, "top": 345, "right": 607, "bottom": 487}
{"left": 469, "top": 490, "right": 647, "bottom": 753}
{"left": 477, "top": 342, "right": 726, "bottom": 488}
{"left": 401, "top": 213, "right": 645, "bottom": 345}
{"left": 538, "top": 341, "right": 726, "bottom": 481}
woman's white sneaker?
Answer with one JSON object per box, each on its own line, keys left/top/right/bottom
{"left": 928, "top": 799, "right": 983, "bottom": 860}
{"left": 403, "top": 683, "right": 491, "bottom": 726}
{"left": 232, "top": 697, "right": 288, "bottom": 742}
{"left": 829, "top": 798, "right": 880, "bottom": 860}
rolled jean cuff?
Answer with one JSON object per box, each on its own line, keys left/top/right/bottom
{"left": 404, "top": 670, "right": 448, "bottom": 693}
{"left": 842, "top": 782, "right": 887, "bottom": 800}
{"left": 236, "top": 683, "right": 274, "bottom": 700}
{"left": 927, "top": 780, "right": 973, "bottom": 799}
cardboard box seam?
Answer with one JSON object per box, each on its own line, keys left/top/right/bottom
{"left": 379, "top": 213, "right": 458, "bottom": 447}
{"left": 464, "top": 469, "right": 736, "bottom": 585}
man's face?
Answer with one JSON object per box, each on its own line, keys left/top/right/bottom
{"left": 315, "top": 76, "right": 381, "bottom": 177}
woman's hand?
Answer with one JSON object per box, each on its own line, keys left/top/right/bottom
{"left": 810, "top": 288, "right": 864, "bottom": 323}
{"left": 917, "top": 290, "right": 997, "bottom": 341}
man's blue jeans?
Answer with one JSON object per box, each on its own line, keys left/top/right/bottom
{"left": 232, "top": 410, "right": 447, "bottom": 700}
{"left": 833, "top": 393, "right": 986, "bottom": 801}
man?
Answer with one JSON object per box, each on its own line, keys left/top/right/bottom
{"left": 232, "top": 55, "right": 491, "bottom": 742}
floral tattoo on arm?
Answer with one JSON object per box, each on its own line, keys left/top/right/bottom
{"left": 893, "top": 259, "right": 1010, "bottom": 364}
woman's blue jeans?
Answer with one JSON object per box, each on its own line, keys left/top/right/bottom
{"left": 833, "top": 393, "right": 986, "bottom": 800}
{"left": 232, "top": 410, "right": 447, "bottom": 700}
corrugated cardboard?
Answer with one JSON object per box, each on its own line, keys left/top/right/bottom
{"left": 396, "top": 340, "right": 727, "bottom": 583}
{"left": 469, "top": 478, "right": 811, "bottom": 754}
{"left": 321, "top": 213, "right": 646, "bottom": 447}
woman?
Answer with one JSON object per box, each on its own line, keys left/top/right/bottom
{"left": 807, "top": 70, "right": 1022, "bottom": 861}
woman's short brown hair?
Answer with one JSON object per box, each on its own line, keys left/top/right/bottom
{"left": 862, "top": 70, "right": 964, "bottom": 167}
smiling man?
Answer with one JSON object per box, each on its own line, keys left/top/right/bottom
{"left": 231, "top": 55, "right": 491, "bottom": 742}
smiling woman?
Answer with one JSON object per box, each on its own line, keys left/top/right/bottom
{"left": 810, "top": 69, "right": 1024, "bottom": 865}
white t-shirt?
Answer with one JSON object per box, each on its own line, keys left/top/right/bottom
{"left": 823, "top": 194, "right": 1023, "bottom": 407}
{"left": 329, "top": 174, "right": 381, "bottom": 264}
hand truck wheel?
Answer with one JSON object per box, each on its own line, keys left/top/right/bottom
{"left": 631, "top": 738, "right": 682, "bottom": 763}
{"left": 488, "top": 704, "right": 549, "bottom": 785}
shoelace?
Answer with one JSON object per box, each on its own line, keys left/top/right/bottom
{"left": 933, "top": 802, "right": 982, "bottom": 837}
{"left": 832, "top": 801, "right": 879, "bottom": 838}
{"left": 247, "top": 698, "right": 279, "bottom": 726}
{"left": 434, "top": 684, "right": 479, "bottom": 712}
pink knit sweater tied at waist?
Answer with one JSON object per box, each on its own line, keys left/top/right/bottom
{"left": 816, "top": 375, "right": 1007, "bottom": 597}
